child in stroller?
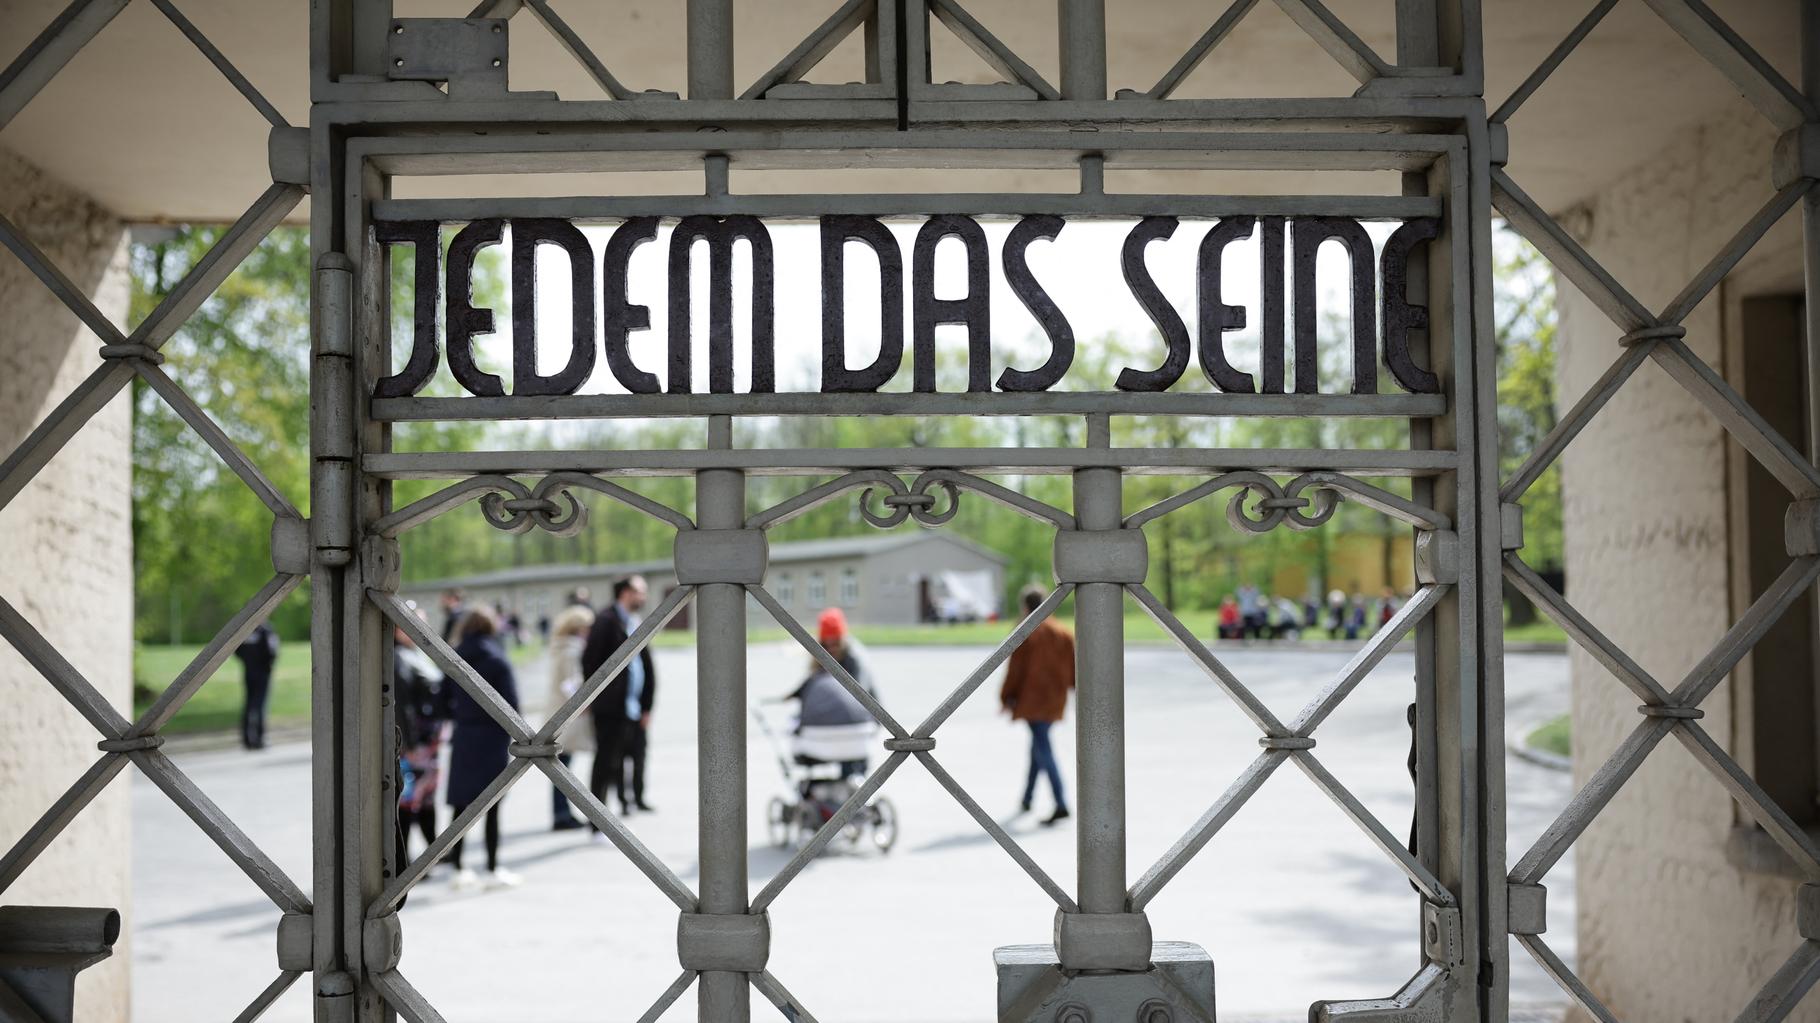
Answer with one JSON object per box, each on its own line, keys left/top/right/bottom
{"left": 758, "top": 608, "right": 898, "bottom": 852}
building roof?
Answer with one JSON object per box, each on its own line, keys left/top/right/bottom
{"left": 401, "top": 530, "right": 1006, "bottom": 593}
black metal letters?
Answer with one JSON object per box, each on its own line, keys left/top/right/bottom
{"left": 1117, "top": 216, "right": 1192, "bottom": 392}
{"left": 370, "top": 213, "right": 1446, "bottom": 400}
{"left": 912, "top": 215, "right": 992, "bottom": 393}
{"left": 510, "top": 219, "right": 596, "bottom": 397}
{"left": 821, "top": 216, "right": 904, "bottom": 393}
{"left": 669, "top": 216, "right": 776, "bottom": 395}
{"left": 372, "top": 219, "right": 441, "bottom": 399}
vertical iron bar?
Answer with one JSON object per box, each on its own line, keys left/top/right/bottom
{"left": 697, "top": 415, "right": 750, "bottom": 1021}
{"left": 1802, "top": 0, "right": 1820, "bottom": 815}
{"left": 1056, "top": 0, "right": 1106, "bottom": 101}
{"left": 1073, "top": 415, "right": 1127, "bottom": 915}
{"left": 687, "top": 0, "right": 734, "bottom": 100}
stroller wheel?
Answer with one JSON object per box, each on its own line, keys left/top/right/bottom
{"left": 869, "top": 797, "right": 899, "bottom": 853}
{"left": 767, "top": 796, "right": 793, "bottom": 848}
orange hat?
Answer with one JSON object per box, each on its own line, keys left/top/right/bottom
{"left": 817, "top": 607, "right": 848, "bottom": 643}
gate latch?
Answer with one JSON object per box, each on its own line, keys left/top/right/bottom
{"left": 385, "top": 19, "right": 555, "bottom": 101}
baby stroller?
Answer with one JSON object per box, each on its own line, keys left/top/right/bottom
{"left": 752, "top": 703, "right": 898, "bottom": 854}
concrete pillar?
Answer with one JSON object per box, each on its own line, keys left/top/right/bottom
{"left": 0, "top": 145, "right": 134, "bottom": 1022}
{"left": 1555, "top": 106, "right": 1817, "bottom": 1022}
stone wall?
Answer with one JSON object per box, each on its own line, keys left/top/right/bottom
{"left": 1554, "top": 101, "right": 1814, "bottom": 1021}
{"left": 0, "top": 146, "right": 134, "bottom": 1020}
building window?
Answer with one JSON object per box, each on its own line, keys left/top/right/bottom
{"left": 840, "top": 567, "right": 859, "bottom": 604}
{"left": 777, "top": 572, "right": 794, "bottom": 604}
{"left": 808, "top": 570, "right": 825, "bottom": 606}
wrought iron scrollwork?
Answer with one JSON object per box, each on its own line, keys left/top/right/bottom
{"left": 476, "top": 475, "right": 587, "bottom": 537}
{"left": 1224, "top": 474, "right": 1342, "bottom": 534}
{"left": 859, "top": 472, "right": 961, "bottom": 528}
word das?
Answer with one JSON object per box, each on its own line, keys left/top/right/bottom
{"left": 372, "top": 214, "right": 1442, "bottom": 399}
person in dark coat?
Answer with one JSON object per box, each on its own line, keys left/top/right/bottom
{"left": 1000, "top": 586, "right": 1075, "bottom": 826}
{"left": 233, "top": 621, "right": 280, "bottom": 750}
{"left": 580, "top": 575, "right": 656, "bottom": 819}
{"left": 392, "top": 616, "right": 447, "bottom": 868}
{"left": 446, "top": 606, "right": 522, "bottom": 890}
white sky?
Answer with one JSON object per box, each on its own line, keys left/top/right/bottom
{"left": 411, "top": 219, "right": 1396, "bottom": 396}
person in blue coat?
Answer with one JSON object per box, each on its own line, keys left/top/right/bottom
{"left": 445, "top": 606, "right": 522, "bottom": 891}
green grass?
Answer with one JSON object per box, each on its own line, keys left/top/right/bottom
{"left": 1526, "top": 713, "right": 1571, "bottom": 758}
{"left": 134, "top": 637, "right": 550, "bottom": 736}
{"left": 1502, "top": 617, "right": 1568, "bottom": 646}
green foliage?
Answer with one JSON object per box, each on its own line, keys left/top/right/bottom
{"left": 128, "top": 225, "right": 1564, "bottom": 642}
{"left": 1525, "top": 713, "right": 1572, "bottom": 758}
{"left": 1494, "top": 228, "right": 1564, "bottom": 571}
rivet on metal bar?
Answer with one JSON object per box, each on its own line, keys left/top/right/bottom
{"left": 673, "top": 528, "right": 768, "bottom": 585}
{"left": 508, "top": 741, "right": 562, "bottom": 759}
{"left": 883, "top": 736, "right": 935, "bottom": 752}
{"left": 96, "top": 735, "right": 163, "bottom": 753}
{"left": 1256, "top": 496, "right": 1309, "bottom": 511}
{"left": 1507, "top": 882, "right": 1547, "bottom": 935}
{"left": 1798, "top": 884, "right": 1820, "bottom": 940}
{"left": 361, "top": 535, "right": 400, "bottom": 592}
{"left": 1053, "top": 910, "right": 1152, "bottom": 972}
{"left": 1052, "top": 529, "right": 1148, "bottom": 585}
{"left": 1416, "top": 529, "right": 1460, "bottom": 584}
{"left": 1786, "top": 499, "right": 1820, "bottom": 557}
{"left": 1773, "top": 123, "right": 1820, "bottom": 189}
{"left": 677, "top": 911, "right": 770, "bottom": 973}
{"left": 276, "top": 912, "right": 312, "bottom": 971}
{"left": 362, "top": 913, "right": 403, "bottom": 974}
{"left": 1487, "top": 121, "right": 1510, "bottom": 167}
{"left": 1422, "top": 902, "right": 1463, "bottom": 966}
{"left": 1258, "top": 735, "right": 1316, "bottom": 751}
{"left": 882, "top": 492, "right": 937, "bottom": 509}
{"left": 271, "top": 516, "right": 311, "bottom": 575}
{"left": 499, "top": 497, "right": 561, "bottom": 515}
{"left": 1618, "top": 324, "right": 1686, "bottom": 345}
{"left": 97, "top": 343, "right": 164, "bottom": 365}
{"left": 1500, "top": 503, "right": 1525, "bottom": 552}
{"left": 1638, "top": 704, "right": 1703, "bottom": 719}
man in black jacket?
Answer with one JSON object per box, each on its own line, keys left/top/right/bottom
{"left": 580, "top": 575, "right": 656, "bottom": 818}
{"left": 234, "top": 620, "right": 280, "bottom": 750}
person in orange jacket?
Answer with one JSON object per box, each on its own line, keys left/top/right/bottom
{"left": 999, "top": 586, "right": 1075, "bottom": 826}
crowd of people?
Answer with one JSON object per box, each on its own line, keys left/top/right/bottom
{"left": 1216, "top": 585, "right": 1405, "bottom": 642}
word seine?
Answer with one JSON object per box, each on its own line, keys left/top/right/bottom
{"left": 373, "top": 214, "right": 1442, "bottom": 400}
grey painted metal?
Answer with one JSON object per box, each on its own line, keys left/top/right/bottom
{"left": 695, "top": 420, "right": 751, "bottom": 1022}
{"left": 2, "top": 0, "right": 1814, "bottom": 1019}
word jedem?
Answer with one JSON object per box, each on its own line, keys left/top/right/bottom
{"left": 373, "top": 214, "right": 1442, "bottom": 400}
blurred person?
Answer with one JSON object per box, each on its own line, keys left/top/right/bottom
{"left": 233, "top": 619, "right": 280, "bottom": 750}
{"left": 446, "top": 607, "right": 523, "bottom": 890}
{"left": 393, "top": 616, "right": 445, "bottom": 867}
{"left": 1326, "top": 589, "right": 1348, "bottom": 639}
{"left": 1237, "top": 583, "right": 1264, "bottom": 640}
{"left": 1378, "top": 587, "right": 1399, "bottom": 629}
{"left": 582, "top": 576, "right": 656, "bottom": 820}
{"left": 1217, "top": 595, "right": 1242, "bottom": 641}
{"left": 439, "top": 588, "right": 467, "bottom": 642}
{"left": 567, "top": 586, "right": 592, "bottom": 609}
{"left": 1000, "top": 586, "right": 1075, "bottom": 827}
{"left": 1345, "top": 594, "right": 1368, "bottom": 641}
{"left": 538, "top": 601, "right": 596, "bottom": 831}
{"left": 777, "top": 607, "right": 876, "bottom": 782}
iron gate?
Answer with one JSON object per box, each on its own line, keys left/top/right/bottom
{"left": 2, "top": 0, "right": 1820, "bottom": 1020}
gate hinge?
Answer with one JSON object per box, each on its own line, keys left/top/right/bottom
{"left": 1421, "top": 902, "right": 1462, "bottom": 967}
{"left": 384, "top": 18, "right": 555, "bottom": 101}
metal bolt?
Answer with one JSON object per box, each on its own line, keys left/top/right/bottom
{"left": 393, "top": 58, "right": 404, "bottom": 67}
{"left": 1137, "top": 1000, "right": 1173, "bottom": 1023}
{"left": 492, "top": 58, "right": 503, "bottom": 67}
{"left": 392, "top": 24, "right": 403, "bottom": 33}
{"left": 491, "top": 24, "right": 502, "bottom": 33}
{"left": 1056, "top": 1005, "right": 1091, "bottom": 1023}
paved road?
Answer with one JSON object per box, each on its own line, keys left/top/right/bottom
{"left": 129, "top": 644, "right": 1575, "bottom": 1022}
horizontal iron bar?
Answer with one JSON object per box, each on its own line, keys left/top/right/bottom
{"left": 364, "top": 447, "right": 1456, "bottom": 479}
{"left": 373, "top": 193, "right": 1441, "bottom": 223}
{"left": 373, "top": 392, "right": 1449, "bottom": 422}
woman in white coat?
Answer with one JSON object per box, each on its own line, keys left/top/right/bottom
{"left": 538, "top": 602, "right": 596, "bottom": 830}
